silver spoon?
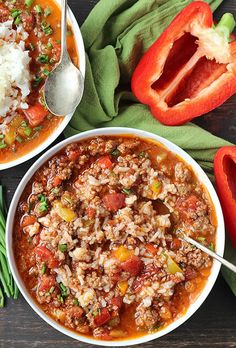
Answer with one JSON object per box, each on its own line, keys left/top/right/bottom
{"left": 181, "top": 232, "right": 236, "bottom": 274}
{"left": 44, "top": 0, "right": 84, "bottom": 116}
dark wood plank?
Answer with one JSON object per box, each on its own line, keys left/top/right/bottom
{"left": 1, "top": 0, "right": 236, "bottom": 347}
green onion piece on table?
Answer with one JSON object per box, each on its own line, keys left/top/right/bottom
{"left": 0, "top": 185, "right": 19, "bottom": 307}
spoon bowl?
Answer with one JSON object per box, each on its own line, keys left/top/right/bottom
{"left": 44, "top": 0, "right": 84, "bottom": 116}
{"left": 44, "top": 54, "right": 84, "bottom": 116}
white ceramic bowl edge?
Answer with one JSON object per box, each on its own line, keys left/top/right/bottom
{"left": 0, "top": 0, "right": 85, "bottom": 171}
{"left": 6, "top": 127, "right": 225, "bottom": 346}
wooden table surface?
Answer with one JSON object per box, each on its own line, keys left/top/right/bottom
{"left": 1, "top": 0, "right": 236, "bottom": 347}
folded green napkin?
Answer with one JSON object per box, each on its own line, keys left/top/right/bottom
{"left": 65, "top": 0, "right": 236, "bottom": 294}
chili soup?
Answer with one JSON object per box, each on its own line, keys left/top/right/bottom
{"left": 0, "top": 0, "right": 78, "bottom": 164}
{"left": 13, "top": 134, "right": 218, "bottom": 341}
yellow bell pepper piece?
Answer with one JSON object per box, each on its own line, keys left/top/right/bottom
{"left": 117, "top": 280, "right": 128, "bottom": 295}
{"left": 151, "top": 180, "right": 162, "bottom": 194}
{"left": 166, "top": 255, "right": 183, "bottom": 275}
{"left": 54, "top": 201, "right": 77, "bottom": 222}
{"left": 4, "top": 115, "right": 24, "bottom": 145}
{"left": 114, "top": 246, "right": 134, "bottom": 262}
{"left": 110, "top": 329, "right": 127, "bottom": 338}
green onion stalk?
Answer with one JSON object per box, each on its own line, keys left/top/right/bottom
{"left": 0, "top": 186, "right": 19, "bottom": 307}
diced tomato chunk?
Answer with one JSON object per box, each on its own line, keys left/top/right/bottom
{"left": 53, "top": 176, "right": 62, "bottom": 187}
{"left": 185, "top": 266, "right": 198, "bottom": 280}
{"left": 94, "top": 308, "right": 111, "bottom": 327}
{"left": 171, "top": 237, "right": 182, "bottom": 250}
{"left": 97, "top": 156, "right": 113, "bottom": 169}
{"left": 67, "top": 148, "right": 81, "bottom": 162}
{"left": 177, "top": 195, "right": 199, "bottom": 212}
{"left": 103, "top": 193, "right": 126, "bottom": 212}
{"left": 38, "top": 274, "right": 55, "bottom": 292}
{"left": 21, "top": 215, "right": 36, "bottom": 228}
{"left": 24, "top": 104, "right": 48, "bottom": 127}
{"left": 86, "top": 207, "right": 96, "bottom": 219}
{"left": 111, "top": 296, "right": 123, "bottom": 309}
{"left": 121, "top": 256, "right": 144, "bottom": 276}
{"left": 145, "top": 243, "right": 158, "bottom": 255}
{"left": 35, "top": 246, "right": 59, "bottom": 269}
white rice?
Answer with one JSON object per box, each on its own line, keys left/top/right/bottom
{"left": 0, "top": 21, "right": 31, "bottom": 123}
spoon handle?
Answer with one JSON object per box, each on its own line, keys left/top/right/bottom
{"left": 61, "top": 0, "right": 68, "bottom": 57}
{"left": 182, "top": 234, "right": 236, "bottom": 274}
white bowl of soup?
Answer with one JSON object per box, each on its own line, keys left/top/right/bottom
{"left": 0, "top": 0, "right": 85, "bottom": 170}
{"left": 6, "top": 127, "right": 225, "bottom": 346}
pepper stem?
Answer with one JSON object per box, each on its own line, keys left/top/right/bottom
{"left": 215, "top": 13, "right": 236, "bottom": 42}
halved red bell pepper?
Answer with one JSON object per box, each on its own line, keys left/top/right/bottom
{"left": 214, "top": 146, "right": 236, "bottom": 247}
{"left": 131, "top": 2, "right": 236, "bottom": 126}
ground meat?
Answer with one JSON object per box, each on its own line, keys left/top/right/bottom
{"left": 21, "top": 12, "right": 36, "bottom": 32}
{"left": 174, "top": 162, "right": 192, "bottom": 183}
{"left": 135, "top": 303, "right": 159, "bottom": 330}
{"left": 187, "top": 249, "right": 212, "bottom": 269}
{"left": 0, "top": 5, "right": 10, "bottom": 22}
{"left": 117, "top": 139, "right": 140, "bottom": 154}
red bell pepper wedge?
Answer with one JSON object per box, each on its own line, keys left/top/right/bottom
{"left": 131, "top": 2, "right": 236, "bottom": 126}
{"left": 214, "top": 146, "right": 236, "bottom": 247}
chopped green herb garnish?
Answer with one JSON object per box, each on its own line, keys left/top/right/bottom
{"left": 44, "top": 7, "right": 51, "bottom": 17}
{"left": 33, "top": 76, "right": 43, "bottom": 87}
{"left": 49, "top": 58, "right": 55, "bottom": 65}
{"left": 38, "top": 203, "right": 48, "bottom": 212}
{"left": 58, "top": 244, "right": 67, "bottom": 253}
{"left": 0, "top": 134, "right": 5, "bottom": 139}
{"left": 16, "top": 136, "right": 23, "bottom": 143}
{"left": 47, "top": 42, "right": 53, "bottom": 49}
{"left": 111, "top": 149, "right": 120, "bottom": 156}
{"left": 11, "top": 9, "right": 21, "bottom": 19}
{"left": 38, "top": 194, "right": 48, "bottom": 212}
{"left": 37, "top": 54, "right": 49, "bottom": 64}
{"left": 208, "top": 242, "right": 214, "bottom": 251}
{"left": 139, "top": 151, "right": 147, "bottom": 158}
{"left": 0, "top": 143, "right": 7, "bottom": 149}
{"left": 24, "top": 127, "right": 32, "bottom": 137}
{"left": 52, "top": 187, "right": 59, "bottom": 195}
{"left": 59, "top": 283, "right": 68, "bottom": 297}
{"left": 122, "top": 188, "right": 132, "bottom": 195}
{"left": 29, "top": 43, "right": 35, "bottom": 51}
{"left": 33, "top": 126, "right": 43, "bottom": 131}
{"left": 14, "top": 16, "right": 21, "bottom": 25}
{"left": 41, "top": 22, "right": 53, "bottom": 35}
{"left": 21, "top": 120, "right": 28, "bottom": 127}
{"left": 49, "top": 286, "right": 55, "bottom": 294}
{"left": 41, "top": 262, "right": 46, "bottom": 275}
{"left": 43, "top": 69, "right": 50, "bottom": 76}
{"left": 38, "top": 194, "right": 47, "bottom": 203}
{"left": 25, "top": 0, "right": 34, "bottom": 7}
{"left": 57, "top": 294, "right": 64, "bottom": 304}
{"left": 197, "top": 237, "right": 206, "bottom": 242}
{"left": 34, "top": 4, "right": 42, "bottom": 13}
{"left": 11, "top": 9, "right": 21, "bottom": 25}
{"left": 73, "top": 298, "right": 80, "bottom": 306}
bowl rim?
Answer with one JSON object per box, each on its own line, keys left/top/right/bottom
{"left": 6, "top": 127, "right": 225, "bottom": 346}
{"left": 0, "top": 0, "right": 86, "bottom": 171}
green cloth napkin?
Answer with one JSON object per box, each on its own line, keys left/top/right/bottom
{"left": 65, "top": 0, "right": 236, "bottom": 294}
